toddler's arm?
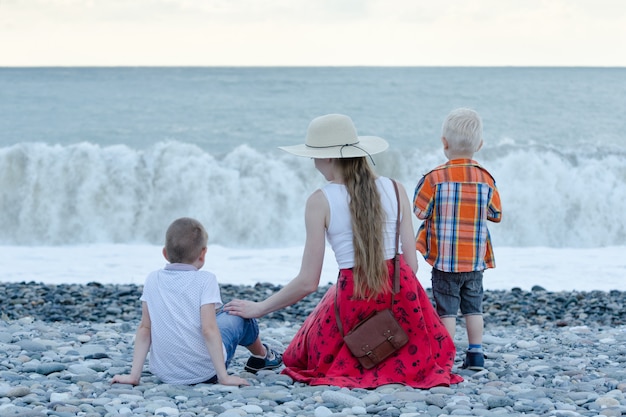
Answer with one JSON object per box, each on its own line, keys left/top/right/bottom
{"left": 413, "top": 176, "right": 434, "bottom": 220}
{"left": 488, "top": 186, "right": 502, "bottom": 223}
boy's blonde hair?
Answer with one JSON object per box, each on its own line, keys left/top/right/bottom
{"left": 442, "top": 108, "right": 483, "bottom": 153}
{"left": 165, "top": 217, "right": 208, "bottom": 264}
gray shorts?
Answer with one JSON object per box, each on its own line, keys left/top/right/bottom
{"left": 431, "top": 268, "right": 484, "bottom": 318}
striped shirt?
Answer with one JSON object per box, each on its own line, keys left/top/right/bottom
{"left": 413, "top": 159, "right": 502, "bottom": 272}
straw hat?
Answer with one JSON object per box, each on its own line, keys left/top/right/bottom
{"left": 279, "top": 114, "right": 389, "bottom": 159}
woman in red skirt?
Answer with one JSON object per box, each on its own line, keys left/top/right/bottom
{"left": 225, "top": 114, "right": 462, "bottom": 389}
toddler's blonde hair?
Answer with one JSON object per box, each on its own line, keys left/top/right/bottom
{"left": 442, "top": 108, "right": 483, "bottom": 153}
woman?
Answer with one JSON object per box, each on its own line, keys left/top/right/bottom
{"left": 225, "top": 114, "right": 462, "bottom": 388}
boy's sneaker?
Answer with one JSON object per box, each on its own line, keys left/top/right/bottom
{"left": 461, "top": 350, "right": 485, "bottom": 371}
{"left": 245, "top": 344, "right": 283, "bottom": 373}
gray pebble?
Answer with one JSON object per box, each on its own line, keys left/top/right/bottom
{"left": 321, "top": 390, "right": 366, "bottom": 408}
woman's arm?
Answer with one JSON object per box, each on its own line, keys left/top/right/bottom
{"left": 397, "top": 181, "right": 419, "bottom": 273}
{"left": 225, "top": 189, "right": 328, "bottom": 318}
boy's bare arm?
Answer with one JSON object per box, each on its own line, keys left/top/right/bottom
{"left": 111, "top": 302, "right": 152, "bottom": 385}
{"left": 200, "top": 304, "right": 249, "bottom": 386}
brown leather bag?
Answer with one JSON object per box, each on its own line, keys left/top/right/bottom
{"left": 341, "top": 306, "right": 409, "bottom": 369}
{"left": 334, "top": 179, "right": 408, "bottom": 369}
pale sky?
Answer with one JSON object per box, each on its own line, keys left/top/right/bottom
{"left": 1, "top": 0, "right": 625, "bottom": 67}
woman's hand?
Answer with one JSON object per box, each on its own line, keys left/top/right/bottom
{"left": 223, "top": 299, "right": 264, "bottom": 319}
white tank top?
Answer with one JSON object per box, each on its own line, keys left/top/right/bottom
{"left": 322, "top": 176, "right": 401, "bottom": 269}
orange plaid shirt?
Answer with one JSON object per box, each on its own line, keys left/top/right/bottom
{"left": 413, "top": 159, "right": 502, "bottom": 273}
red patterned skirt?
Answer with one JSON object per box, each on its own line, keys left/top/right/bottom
{"left": 282, "top": 256, "right": 463, "bottom": 388}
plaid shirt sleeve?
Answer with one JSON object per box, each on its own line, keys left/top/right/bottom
{"left": 488, "top": 184, "right": 502, "bottom": 223}
{"left": 413, "top": 175, "right": 434, "bottom": 220}
{"left": 413, "top": 173, "right": 437, "bottom": 262}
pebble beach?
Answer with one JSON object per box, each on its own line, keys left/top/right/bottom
{"left": 1, "top": 282, "right": 626, "bottom": 417}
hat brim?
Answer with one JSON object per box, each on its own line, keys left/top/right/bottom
{"left": 279, "top": 135, "right": 389, "bottom": 158}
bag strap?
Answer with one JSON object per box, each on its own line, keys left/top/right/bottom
{"left": 392, "top": 179, "right": 401, "bottom": 294}
{"left": 335, "top": 178, "right": 402, "bottom": 337}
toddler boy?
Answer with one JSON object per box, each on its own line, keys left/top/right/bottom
{"left": 413, "top": 108, "right": 502, "bottom": 370}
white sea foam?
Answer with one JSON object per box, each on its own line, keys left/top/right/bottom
{"left": 1, "top": 141, "right": 625, "bottom": 248}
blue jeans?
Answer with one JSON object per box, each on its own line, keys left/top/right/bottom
{"left": 216, "top": 310, "right": 260, "bottom": 368}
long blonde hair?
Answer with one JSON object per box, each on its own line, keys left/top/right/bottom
{"left": 337, "top": 157, "right": 390, "bottom": 299}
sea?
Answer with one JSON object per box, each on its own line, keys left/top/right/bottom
{"left": 1, "top": 67, "right": 625, "bottom": 291}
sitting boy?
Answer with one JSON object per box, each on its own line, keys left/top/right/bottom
{"left": 111, "top": 217, "right": 282, "bottom": 385}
